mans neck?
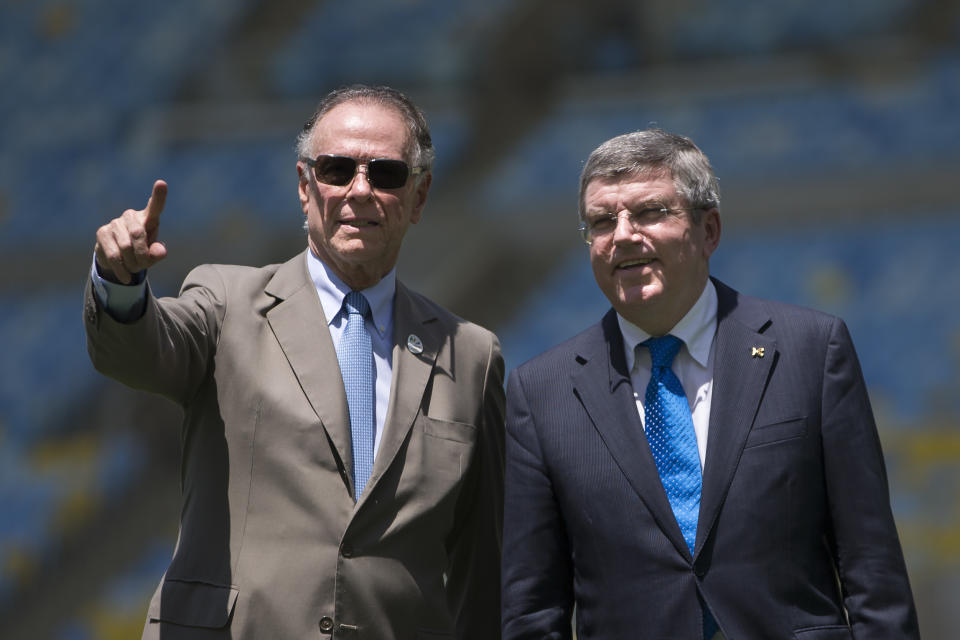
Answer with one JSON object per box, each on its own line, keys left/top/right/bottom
{"left": 337, "top": 268, "right": 385, "bottom": 291}
{"left": 619, "top": 278, "right": 709, "bottom": 337}
{"left": 309, "top": 247, "right": 390, "bottom": 291}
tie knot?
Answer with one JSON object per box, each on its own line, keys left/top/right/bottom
{"left": 343, "top": 291, "right": 370, "bottom": 318}
{"left": 643, "top": 334, "right": 682, "bottom": 369}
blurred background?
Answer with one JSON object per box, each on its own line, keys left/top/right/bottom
{"left": 0, "top": 0, "right": 958, "bottom": 637}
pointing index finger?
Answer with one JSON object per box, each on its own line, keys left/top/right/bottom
{"left": 143, "top": 179, "right": 167, "bottom": 227}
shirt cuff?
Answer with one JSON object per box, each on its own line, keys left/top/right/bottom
{"left": 90, "top": 254, "right": 148, "bottom": 323}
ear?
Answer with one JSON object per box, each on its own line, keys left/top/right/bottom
{"left": 701, "top": 207, "right": 721, "bottom": 258}
{"left": 408, "top": 172, "right": 432, "bottom": 224}
{"left": 297, "top": 163, "right": 311, "bottom": 214}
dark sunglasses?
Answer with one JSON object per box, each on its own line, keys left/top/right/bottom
{"left": 301, "top": 154, "right": 422, "bottom": 190}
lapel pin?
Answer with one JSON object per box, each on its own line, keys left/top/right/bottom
{"left": 751, "top": 347, "right": 765, "bottom": 358}
{"left": 406, "top": 334, "right": 424, "bottom": 355}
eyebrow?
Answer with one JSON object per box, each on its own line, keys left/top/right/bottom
{"left": 584, "top": 208, "right": 616, "bottom": 218}
{"left": 586, "top": 200, "right": 669, "bottom": 215}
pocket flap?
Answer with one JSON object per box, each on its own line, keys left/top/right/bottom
{"left": 149, "top": 579, "right": 239, "bottom": 628}
{"left": 793, "top": 625, "right": 853, "bottom": 639}
{"left": 421, "top": 415, "right": 477, "bottom": 444}
{"left": 745, "top": 416, "right": 807, "bottom": 448}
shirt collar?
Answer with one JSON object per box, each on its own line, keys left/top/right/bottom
{"left": 619, "top": 279, "right": 718, "bottom": 372}
{"left": 306, "top": 249, "right": 396, "bottom": 339}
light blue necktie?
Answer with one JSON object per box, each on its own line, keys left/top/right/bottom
{"left": 337, "top": 291, "right": 374, "bottom": 501}
{"left": 642, "top": 336, "right": 721, "bottom": 639}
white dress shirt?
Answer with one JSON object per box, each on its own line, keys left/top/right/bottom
{"left": 618, "top": 280, "right": 719, "bottom": 469}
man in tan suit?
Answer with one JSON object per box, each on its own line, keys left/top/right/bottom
{"left": 84, "top": 85, "right": 504, "bottom": 639}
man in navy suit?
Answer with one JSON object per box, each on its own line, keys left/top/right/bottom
{"left": 501, "top": 129, "right": 920, "bottom": 639}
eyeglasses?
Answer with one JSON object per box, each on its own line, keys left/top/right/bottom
{"left": 300, "top": 154, "right": 423, "bottom": 190}
{"left": 578, "top": 204, "right": 703, "bottom": 244}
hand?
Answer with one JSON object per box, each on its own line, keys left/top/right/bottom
{"left": 94, "top": 180, "right": 168, "bottom": 284}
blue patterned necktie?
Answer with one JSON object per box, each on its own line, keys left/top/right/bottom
{"left": 642, "top": 335, "right": 702, "bottom": 553}
{"left": 642, "top": 336, "right": 721, "bottom": 639}
{"left": 337, "top": 291, "right": 374, "bottom": 501}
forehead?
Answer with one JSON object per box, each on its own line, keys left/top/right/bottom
{"left": 308, "top": 101, "right": 411, "bottom": 159}
{"left": 583, "top": 173, "right": 679, "bottom": 211}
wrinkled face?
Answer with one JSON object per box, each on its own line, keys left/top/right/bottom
{"left": 298, "top": 101, "right": 431, "bottom": 290}
{"left": 584, "top": 173, "right": 720, "bottom": 335}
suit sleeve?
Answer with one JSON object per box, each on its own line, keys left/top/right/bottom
{"left": 445, "top": 333, "right": 506, "bottom": 640}
{"left": 501, "top": 368, "right": 574, "bottom": 640}
{"left": 820, "top": 318, "right": 920, "bottom": 638}
{"left": 84, "top": 264, "right": 226, "bottom": 406}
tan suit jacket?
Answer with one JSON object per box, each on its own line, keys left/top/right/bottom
{"left": 84, "top": 251, "right": 505, "bottom": 640}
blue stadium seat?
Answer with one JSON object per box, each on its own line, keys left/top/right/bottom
{"left": 270, "top": 0, "right": 515, "bottom": 96}
{"left": 669, "top": 0, "right": 921, "bottom": 58}
{"left": 0, "top": 290, "right": 96, "bottom": 444}
{"left": 475, "top": 55, "right": 960, "bottom": 212}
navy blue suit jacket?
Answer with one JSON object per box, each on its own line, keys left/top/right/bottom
{"left": 502, "top": 279, "right": 919, "bottom": 639}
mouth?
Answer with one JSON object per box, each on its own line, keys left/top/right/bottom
{"left": 615, "top": 258, "right": 654, "bottom": 271}
{"left": 338, "top": 218, "right": 379, "bottom": 229}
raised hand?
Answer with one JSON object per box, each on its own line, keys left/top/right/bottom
{"left": 94, "top": 180, "right": 168, "bottom": 284}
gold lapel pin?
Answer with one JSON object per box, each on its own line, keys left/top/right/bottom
{"left": 751, "top": 347, "right": 765, "bottom": 358}
{"left": 407, "top": 334, "right": 424, "bottom": 355}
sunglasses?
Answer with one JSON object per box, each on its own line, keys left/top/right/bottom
{"left": 301, "top": 154, "right": 423, "bottom": 190}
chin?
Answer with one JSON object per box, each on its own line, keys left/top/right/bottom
{"left": 617, "top": 280, "right": 663, "bottom": 306}
{"left": 334, "top": 238, "right": 380, "bottom": 257}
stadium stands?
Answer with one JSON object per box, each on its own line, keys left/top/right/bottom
{"left": 0, "top": 0, "right": 956, "bottom": 636}
{"left": 270, "top": 0, "right": 516, "bottom": 95}
{"left": 477, "top": 54, "right": 960, "bottom": 211}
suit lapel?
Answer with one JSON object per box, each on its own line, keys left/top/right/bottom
{"left": 265, "top": 251, "right": 354, "bottom": 486}
{"left": 695, "top": 279, "right": 776, "bottom": 557}
{"left": 573, "top": 310, "right": 693, "bottom": 560}
{"left": 363, "top": 282, "right": 439, "bottom": 506}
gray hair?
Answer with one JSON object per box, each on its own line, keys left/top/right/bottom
{"left": 578, "top": 129, "right": 720, "bottom": 221}
{"left": 296, "top": 84, "right": 435, "bottom": 173}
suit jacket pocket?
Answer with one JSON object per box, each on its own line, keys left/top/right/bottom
{"left": 744, "top": 416, "right": 807, "bottom": 449}
{"left": 793, "top": 625, "right": 853, "bottom": 639}
{"left": 422, "top": 415, "right": 477, "bottom": 444}
{"left": 148, "top": 579, "right": 239, "bottom": 628}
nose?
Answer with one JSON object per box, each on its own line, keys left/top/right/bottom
{"left": 347, "top": 164, "right": 373, "bottom": 199}
{"left": 612, "top": 210, "right": 641, "bottom": 244}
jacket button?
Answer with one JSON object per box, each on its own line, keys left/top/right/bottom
{"left": 341, "top": 544, "right": 353, "bottom": 558}
{"left": 319, "top": 616, "right": 334, "bottom": 633}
